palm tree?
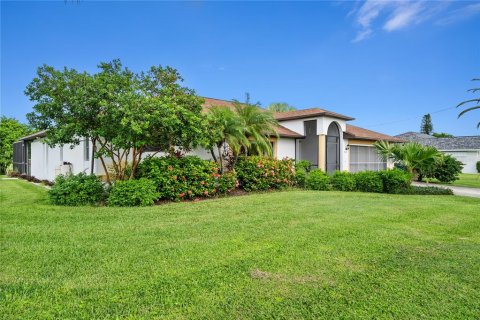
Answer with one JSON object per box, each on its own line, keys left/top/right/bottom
{"left": 233, "top": 98, "right": 278, "bottom": 157}
{"left": 457, "top": 78, "right": 480, "bottom": 128}
{"left": 267, "top": 102, "right": 296, "bottom": 112}
{"left": 205, "top": 106, "right": 248, "bottom": 173}
{"left": 374, "top": 141, "right": 441, "bottom": 181}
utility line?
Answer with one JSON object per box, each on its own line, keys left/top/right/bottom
{"left": 361, "top": 105, "right": 457, "bottom": 128}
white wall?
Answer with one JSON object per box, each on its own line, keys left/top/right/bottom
{"left": 277, "top": 138, "right": 296, "bottom": 160}
{"left": 442, "top": 150, "right": 480, "bottom": 174}
{"left": 30, "top": 139, "right": 92, "bottom": 181}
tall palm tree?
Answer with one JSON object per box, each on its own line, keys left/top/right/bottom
{"left": 457, "top": 78, "right": 480, "bottom": 128}
{"left": 205, "top": 106, "right": 248, "bottom": 172}
{"left": 233, "top": 98, "right": 278, "bottom": 157}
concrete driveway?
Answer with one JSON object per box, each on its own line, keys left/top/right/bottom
{"left": 412, "top": 181, "right": 480, "bottom": 198}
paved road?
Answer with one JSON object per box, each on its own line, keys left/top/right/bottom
{"left": 412, "top": 181, "right": 480, "bottom": 198}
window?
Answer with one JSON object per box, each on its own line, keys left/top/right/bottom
{"left": 350, "top": 145, "right": 386, "bottom": 172}
{"left": 84, "top": 139, "right": 90, "bottom": 161}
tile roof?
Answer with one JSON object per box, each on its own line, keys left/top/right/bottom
{"left": 275, "top": 125, "right": 303, "bottom": 138}
{"left": 396, "top": 132, "right": 480, "bottom": 150}
{"left": 273, "top": 108, "right": 354, "bottom": 121}
{"left": 345, "top": 125, "right": 404, "bottom": 142}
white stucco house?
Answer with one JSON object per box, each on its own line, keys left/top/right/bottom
{"left": 396, "top": 132, "right": 480, "bottom": 174}
{"left": 13, "top": 97, "right": 402, "bottom": 181}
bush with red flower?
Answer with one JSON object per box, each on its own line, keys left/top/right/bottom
{"left": 236, "top": 156, "right": 295, "bottom": 191}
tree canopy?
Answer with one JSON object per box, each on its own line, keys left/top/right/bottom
{"left": 457, "top": 78, "right": 480, "bottom": 128}
{"left": 25, "top": 60, "right": 206, "bottom": 182}
{"left": 0, "top": 116, "right": 31, "bottom": 174}
{"left": 267, "top": 102, "right": 296, "bottom": 112}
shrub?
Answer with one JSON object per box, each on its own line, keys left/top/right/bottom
{"left": 331, "top": 171, "right": 356, "bottom": 191}
{"left": 477, "top": 161, "right": 480, "bottom": 174}
{"left": 137, "top": 156, "right": 235, "bottom": 200}
{"left": 399, "top": 186, "right": 454, "bottom": 195}
{"left": 48, "top": 173, "right": 105, "bottom": 206}
{"left": 236, "top": 156, "right": 295, "bottom": 191}
{"left": 108, "top": 178, "right": 160, "bottom": 206}
{"left": 295, "top": 168, "right": 307, "bottom": 188}
{"left": 296, "top": 160, "right": 312, "bottom": 173}
{"left": 306, "top": 169, "right": 331, "bottom": 191}
{"left": 379, "top": 169, "right": 412, "bottom": 194}
{"left": 432, "top": 155, "right": 463, "bottom": 183}
{"left": 216, "top": 171, "right": 238, "bottom": 194}
{"left": 354, "top": 171, "right": 383, "bottom": 193}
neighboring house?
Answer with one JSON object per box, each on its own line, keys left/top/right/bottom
{"left": 396, "top": 132, "right": 480, "bottom": 174}
{"left": 13, "top": 97, "right": 402, "bottom": 181}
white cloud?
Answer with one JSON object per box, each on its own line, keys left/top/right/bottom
{"left": 383, "top": 2, "right": 424, "bottom": 31}
{"left": 437, "top": 2, "right": 480, "bottom": 25}
{"left": 349, "top": 0, "right": 477, "bottom": 42}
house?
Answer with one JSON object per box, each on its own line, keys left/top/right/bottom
{"left": 396, "top": 132, "right": 480, "bottom": 174}
{"left": 13, "top": 97, "right": 402, "bottom": 181}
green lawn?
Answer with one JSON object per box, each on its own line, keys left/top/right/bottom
{"left": 428, "top": 173, "right": 480, "bottom": 188}
{"left": 1, "top": 179, "right": 480, "bottom": 319}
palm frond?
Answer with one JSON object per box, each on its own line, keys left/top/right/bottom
{"left": 458, "top": 105, "right": 480, "bottom": 118}
{"left": 456, "top": 98, "right": 480, "bottom": 108}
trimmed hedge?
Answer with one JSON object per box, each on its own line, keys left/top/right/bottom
{"left": 331, "top": 171, "right": 356, "bottom": 191}
{"left": 306, "top": 169, "right": 330, "bottom": 191}
{"left": 108, "top": 178, "right": 160, "bottom": 206}
{"left": 236, "top": 156, "right": 295, "bottom": 191}
{"left": 137, "top": 156, "right": 237, "bottom": 201}
{"left": 400, "top": 186, "right": 454, "bottom": 195}
{"left": 48, "top": 173, "right": 105, "bottom": 206}
{"left": 354, "top": 171, "right": 383, "bottom": 193}
{"left": 379, "top": 169, "right": 412, "bottom": 194}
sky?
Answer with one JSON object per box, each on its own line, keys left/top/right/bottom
{"left": 1, "top": 0, "right": 479, "bottom": 136}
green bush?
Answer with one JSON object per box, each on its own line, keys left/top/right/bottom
{"left": 137, "top": 156, "right": 236, "bottom": 200}
{"left": 331, "top": 171, "right": 356, "bottom": 191}
{"left": 236, "top": 156, "right": 295, "bottom": 191}
{"left": 48, "top": 173, "right": 105, "bottom": 206}
{"left": 107, "top": 178, "right": 160, "bottom": 206}
{"left": 295, "top": 168, "right": 307, "bottom": 188}
{"left": 477, "top": 161, "right": 480, "bottom": 174}
{"left": 433, "top": 155, "right": 463, "bottom": 183}
{"left": 379, "top": 169, "right": 412, "bottom": 194}
{"left": 354, "top": 171, "right": 383, "bottom": 193}
{"left": 216, "top": 171, "right": 238, "bottom": 194}
{"left": 296, "top": 160, "right": 312, "bottom": 173}
{"left": 306, "top": 169, "right": 331, "bottom": 191}
{"left": 399, "top": 186, "right": 454, "bottom": 195}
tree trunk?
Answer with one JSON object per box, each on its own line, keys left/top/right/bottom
{"left": 90, "top": 137, "right": 96, "bottom": 175}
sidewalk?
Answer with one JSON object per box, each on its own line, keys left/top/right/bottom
{"left": 412, "top": 181, "right": 480, "bottom": 198}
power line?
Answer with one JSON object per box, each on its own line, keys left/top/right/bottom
{"left": 361, "top": 105, "right": 457, "bottom": 128}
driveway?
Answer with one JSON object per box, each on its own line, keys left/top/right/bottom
{"left": 412, "top": 181, "right": 480, "bottom": 198}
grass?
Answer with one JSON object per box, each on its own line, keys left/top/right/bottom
{"left": 1, "top": 179, "right": 480, "bottom": 319}
{"left": 428, "top": 173, "right": 480, "bottom": 188}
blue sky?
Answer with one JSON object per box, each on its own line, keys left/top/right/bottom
{"left": 1, "top": 1, "right": 479, "bottom": 136}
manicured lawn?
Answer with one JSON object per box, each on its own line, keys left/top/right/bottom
{"left": 1, "top": 179, "right": 480, "bottom": 319}
{"left": 429, "top": 173, "right": 480, "bottom": 188}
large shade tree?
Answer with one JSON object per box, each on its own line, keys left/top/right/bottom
{"left": 457, "top": 78, "right": 480, "bottom": 128}
{"left": 26, "top": 60, "right": 205, "bottom": 183}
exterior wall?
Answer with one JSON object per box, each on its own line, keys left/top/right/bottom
{"left": 442, "top": 150, "right": 480, "bottom": 174}
{"left": 30, "top": 139, "right": 92, "bottom": 181}
{"left": 277, "top": 138, "right": 296, "bottom": 160}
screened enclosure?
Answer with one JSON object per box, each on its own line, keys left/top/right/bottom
{"left": 349, "top": 145, "right": 386, "bottom": 172}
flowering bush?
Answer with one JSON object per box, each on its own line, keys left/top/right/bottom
{"left": 236, "top": 156, "right": 295, "bottom": 191}
{"left": 136, "top": 156, "right": 237, "bottom": 201}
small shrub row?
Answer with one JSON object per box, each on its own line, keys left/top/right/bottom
{"left": 236, "top": 156, "right": 295, "bottom": 191}
{"left": 398, "top": 186, "right": 454, "bottom": 195}
{"left": 302, "top": 169, "right": 413, "bottom": 194}
{"left": 8, "top": 171, "right": 54, "bottom": 186}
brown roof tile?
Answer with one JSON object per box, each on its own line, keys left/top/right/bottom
{"left": 273, "top": 108, "right": 354, "bottom": 121}
{"left": 345, "top": 125, "right": 404, "bottom": 142}
{"left": 275, "top": 125, "right": 303, "bottom": 138}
